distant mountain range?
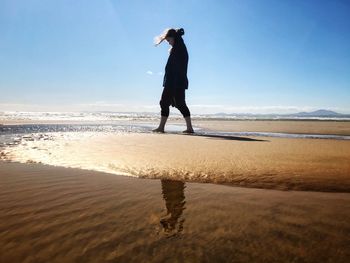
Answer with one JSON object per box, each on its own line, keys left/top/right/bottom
{"left": 288, "top": 110, "right": 343, "bottom": 117}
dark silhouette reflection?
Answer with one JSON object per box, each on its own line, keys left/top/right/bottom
{"left": 160, "top": 179, "right": 186, "bottom": 236}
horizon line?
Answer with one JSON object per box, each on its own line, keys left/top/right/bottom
{"left": 1, "top": 103, "right": 350, "bottom": 115}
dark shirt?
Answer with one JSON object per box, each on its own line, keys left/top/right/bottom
{"left": 163, "top": 41, "right": 189, "bottom": 90}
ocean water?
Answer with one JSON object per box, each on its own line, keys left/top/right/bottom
{"left": 1, "top": 111, "right": 350, "bottom": 122}
{"left": 1, "top": 122, "right": 350, "bottom": 144}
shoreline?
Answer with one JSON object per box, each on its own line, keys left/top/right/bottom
{"left": 1, "top": 119, "right": 350, "bottom": 136}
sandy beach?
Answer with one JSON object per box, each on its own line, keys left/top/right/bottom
{"left": 1, "top": 162, "right": 349, "bottom": 263}
{"left": 193, "top": 119, "right": 350, "bottom": 136}
{"left": 1, "top": 119, "right": 350, "bottom": 262}
{"left": 2, "top": 0, "right": 350, "bottom": 261}
{"left": 2, "top": 127, "right": 349, "bottom": 192}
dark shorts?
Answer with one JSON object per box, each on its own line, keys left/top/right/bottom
{"left": 159, "top": 87, "right": 190, "bottom": 117}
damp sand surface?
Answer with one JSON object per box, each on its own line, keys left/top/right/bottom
{"left": 0, "top": 162, "right": 349, "bottom": 263}
{"left": 2, "top": 119, "right": 350, "bottom": 136}
{"left": 192, "top": 120, "right": 350, "bottom": 136}
{"left": 1, "top": 120, "right": 350, "bottom": 261}
{"left": 2, "top": 131, "right": 350, "bottom": 192}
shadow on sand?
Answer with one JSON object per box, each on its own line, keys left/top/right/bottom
{"left": 178, "top": 132, "right": 268, "bottom": 142}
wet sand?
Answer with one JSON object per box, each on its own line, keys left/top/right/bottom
{"left": 1, "top": 119, "right": 350, "bottom": 262}
{"left": 192, "top": 120, "right": 350, "bottom": 136}
{"left": 2, "top": 119, "right": 350, "bottom": 136}
{"left": 0, "top": 162, "right": 349, "bottom": 263}
{"left": 4, "top": 132, "right": 350, "bottom": 192}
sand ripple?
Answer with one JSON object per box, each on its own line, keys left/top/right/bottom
{"left": 1, "top": 132, "right": 350, "bottom": 192}
{"left": 0, "top": 162, "right": 350, "bottom": 262}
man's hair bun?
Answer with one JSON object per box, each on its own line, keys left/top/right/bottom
{"left": 176, "top": 28, "right": 185, "bottom": 36}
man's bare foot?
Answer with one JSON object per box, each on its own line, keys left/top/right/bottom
{"left": 152, "top": 128, "right": 165, "bottom": 133}
{"left": 182, "top": 129, "right": 194, "bottom": 134}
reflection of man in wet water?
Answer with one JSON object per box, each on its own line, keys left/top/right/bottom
{"left": 160, "top": 180, "right": 186, "bottom": 235}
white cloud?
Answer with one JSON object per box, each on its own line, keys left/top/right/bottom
{"left": 79, "top": 101, "right": 123, "bottom": 108}
{"left": 76, "top": 102, "right": 159, "bottom": 112}
{"left": 146, "top": 71, "right": 163, "bottom": 76}
{"left": 0, "top": 103, "right": 47, "bottom": 112}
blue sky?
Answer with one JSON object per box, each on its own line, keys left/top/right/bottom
{"left": 0, "top": 0, "right": 349, "bottom": 114}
